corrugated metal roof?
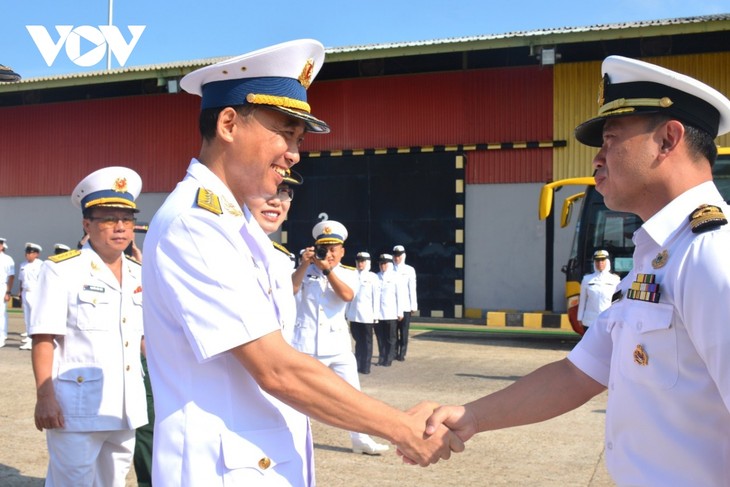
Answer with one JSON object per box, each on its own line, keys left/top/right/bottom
{"left": 326, "top": 14, "right": 730, "bottom": 54}
{"left": 1, "top": 13, "right": 728, "bottom": 90}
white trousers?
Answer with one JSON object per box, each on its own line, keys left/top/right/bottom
{"left": 0, "top": 305, "right": 6, "bottom": 340}
{"left": 45, "top": 429, "right": 135, "bottom": 487}
{"left": 313, "top": 351, "right": 370, "bottom": 442}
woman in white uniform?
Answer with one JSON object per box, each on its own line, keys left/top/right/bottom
{"left": 577, "top": 249, "right": 620, "bottom": 333}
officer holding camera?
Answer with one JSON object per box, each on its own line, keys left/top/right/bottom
{"left": 291, "top": 220, "right": 390, "bottom": 455}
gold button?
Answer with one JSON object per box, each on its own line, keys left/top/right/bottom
{"left": 125, "top": 341, "right": 129, "bottom": 347}
{"left": 122, "top": 317, "right": 127, "bottom": 324}
{"left": 258, "top": 457, "right": 271, "bottom": 470}
{"left": 76, "top": 376, "right": 84, "bottom": 383}
{"left": 126, "top": 365, "right": 131, "bottom": 371}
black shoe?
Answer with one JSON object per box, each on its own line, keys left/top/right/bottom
{"left": 396, "top": 355, "right": 405, "bottom": 361}
{"left": 382, "top": 362, "right": 392, "bottom": 367}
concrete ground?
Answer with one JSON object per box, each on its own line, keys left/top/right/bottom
{"left": 0, "top": 311, "right": 613, "bottom": 486}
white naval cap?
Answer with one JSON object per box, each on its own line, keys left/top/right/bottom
{"left": 180, "top": 39, "right": 330, "bottom": 134}
{"left": 356, "top": 251, "right": 371, "bottom": 261}
{"left": 312, "top": 220, "right": 348, "bottom": 245}
{"left": 392, "top": 245, "right": 406, "bottom": 255}
{"left": 71, "top": 166, "right": 142, "bottom": 213}
{"left": 54, "top": 243, "right": 71, "bottom": 254}
{"left": 575, "top": 55, "right": 730, "bottom": 147}
{"left": 0, "top": 237, "right": 7, "bottom": 248}
{"left": 24, "top": 242, "right": 42, "bottom": 253}
{"left": 379, "top": 253, "right": 394, "bottom": 263}
{"left": 593, "top": 249, "right": 610, "bottom": 260}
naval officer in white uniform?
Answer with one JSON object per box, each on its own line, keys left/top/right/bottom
{"left": 30, "top": 166, "right": 147, "bottom": 486}
{"left": 142, "top": 39, "right": 462, "bottom": 487}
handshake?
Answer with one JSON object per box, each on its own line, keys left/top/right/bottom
{"left": 391, "top": 401, "right": 477, "bottom": 467}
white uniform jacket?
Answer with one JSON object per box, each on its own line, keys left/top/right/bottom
{"left": 292, "top": 264, "right": 360, "bottom": 356}
{"left": 577, "top": 269, "right": 620, "bottom": 326}
{"left": 376, "top": 269, "right": 408, "bottom": 320}
{"left": 345, "top": 270, "right": 380, "bottom": 324}
{"left": 29, "top": 245, "right": 147, "bottom": 432}
{"left": 270, "top": 242, "right": 297, "bottom": 344}
{"left": 143, "top": 160, "right": 313, "bottom": 487}
{"left": 19, "top": 258, "right": 44, "bottom": 312}
{"left": 393, "top": 262, "right": 417, "bottom": 311}
{"left": 569, "top": 182, "right": 730, "bottom": 486}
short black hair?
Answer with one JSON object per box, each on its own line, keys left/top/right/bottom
{"left": 199, "top": 104, "right": 257, "bottom": 141}
{"left": 646, "top": 114, "right": 718, "bottom": 166}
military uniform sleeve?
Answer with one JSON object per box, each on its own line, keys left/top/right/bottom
{"left": 153, "top": 213, "right": 279, "bottom": 361}
{"left": 29, "top": 260, "right": 70, "bottom": 336}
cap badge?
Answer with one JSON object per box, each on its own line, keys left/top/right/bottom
{"left": 633, "top": 344, "right": 649, "bottom": 366}
{"left": 298, "top": 58, "right": 315, "bottom": 89}
{"left": 651, "top": 250, "right": 668, "bottom": 269}
{"left": 597, "top": 73, "right": 608, "bottom": 107}
{"left": 323, "top": 226, "right": 332, "bottom": 235}
{"left": 113, "top": 177, "right": 128, "bottom": 193}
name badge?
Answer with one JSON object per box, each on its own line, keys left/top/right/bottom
{"left": 83, "top": 285, "right": 105, "bottom": 293}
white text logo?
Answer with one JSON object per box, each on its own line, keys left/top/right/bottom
{"left": 26, "top": 25, "right": 146, "bottom": 68}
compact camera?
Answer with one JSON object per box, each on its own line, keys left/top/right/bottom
{"left": 314, "top": 245, "right": 328, "bottom": 260}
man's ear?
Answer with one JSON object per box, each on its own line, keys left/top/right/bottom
{"left": 216, "top": 107, "right": 238, "bottom": 143}
{"left": 660, "top": 119, "right": 685, "bottom": 154}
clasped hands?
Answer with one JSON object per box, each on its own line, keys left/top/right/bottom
{"left": 394, "top": 401, "right": 477, "bottom": 467}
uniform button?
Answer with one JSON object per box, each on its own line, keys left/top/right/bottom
{"left": 607, "top": 442, "right": 613, "bottom": 450}
{"left": 125, "top": 341, "right": 129, "bottom": 347}
{"left": 77, "top": 376, "right": 84, "bottom": 383}
{"left": 122, "top": 317, "right": 127, "bottom": 324}
{"left": 92, "top": 299, "right": 97, "bottom": 305}
{"left": 126, "top": 365, "right": 131, "bottom": 371}
{"left": 258, "top": 457, "right": 271, "bottom": 469}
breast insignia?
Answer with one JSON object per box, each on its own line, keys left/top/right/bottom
{"left": 272, "top": 241, "right": 292, "bottom": 258}
{"left": 48, "top": 249, "right": 81, "bottom": 263}
{"left": 689, "top": 204, "right": 727, "bottom": 234}
{"left": 196, "top": 188, "right": 223, "bottom": 215}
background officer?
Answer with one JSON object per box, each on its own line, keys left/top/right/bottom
{"left": 29, "top": 166, "right": 147, "bottom": 486}
{"left": 18, "top": 242, "right": 43, "bottom": 350}
{"left": 392, "top": 245, "right": 417, "bottom": 361}
{"left": 293, "top": 220, "right": 390, "bottom": 454}
{"left": 346, "top": 251, "right": 380, "bottom": 374}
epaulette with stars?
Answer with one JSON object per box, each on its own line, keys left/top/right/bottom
{"left": 47, "top": 249, "right": 81, "bottom": 263}
{"left": 272, "top": 241, "right": 293, "bottom": 258}
{"left": 689, "top": 204, "right": 728, "bottom": 234}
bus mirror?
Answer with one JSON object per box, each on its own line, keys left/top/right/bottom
{"left": 560, "top": 192, "right": 585, "bottom": 228}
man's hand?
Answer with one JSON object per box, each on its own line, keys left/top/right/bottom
{"left": 396, "top": 401, "right": 465, "bottom": 466}
{"left": 425, "top": 404, "right": 479, "bottom": 442}
{"left": 34, "top": 388, "right": 65, "bottom": 431}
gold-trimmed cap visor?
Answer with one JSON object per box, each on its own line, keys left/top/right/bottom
{"left": 575, "top": 56, "right": 730, "bottom": 147}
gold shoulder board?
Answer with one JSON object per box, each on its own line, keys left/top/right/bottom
{"left": 196, "top": 187, "right": 223, "bottom": 215}
{"left": 272, "top": 241, "right": 292, "bottom": 257}
{"left": 340, "top": 263, "right": 356, "bottom": 271}
{"left": 48, "top": 249, "right": 81, "bottom": 263}
{"left": 689, "top": 204, "right": 727, "bottom": 234}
